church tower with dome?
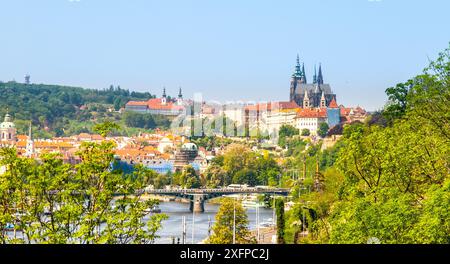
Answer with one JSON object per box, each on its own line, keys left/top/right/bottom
{"left": 0, "top": 111, "right": 17, "bottom": 143}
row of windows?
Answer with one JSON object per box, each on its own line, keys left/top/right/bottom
{"left": 1, "top": 133, "right": 13, "bottom": 139}
{"left": 298, "top": 123, "right": 317, "bottom": 126}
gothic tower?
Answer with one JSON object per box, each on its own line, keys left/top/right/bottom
{"left": 289, "top": 56, "right": 336, "bottom": 108}
{"left": 290, "top": 54, "right": 306, "bottom": 102}
{"left": 317, "top": 64, "right": 324, "bottom": 85}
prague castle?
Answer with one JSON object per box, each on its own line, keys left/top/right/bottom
{"left": 289, "top": 55, "right": 336, "bottom": 108}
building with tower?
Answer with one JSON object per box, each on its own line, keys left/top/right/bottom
{"left": 0, "top": 111, "right": 16, "bottom": 144}
{"left": 25, "top": 74, "right": 31, "bottom": 85}
{"left": 289, "top": 55, "right": 336, "bottom": 108}
{"left": 125, "top": 87, "right": 186, "bottom": 116}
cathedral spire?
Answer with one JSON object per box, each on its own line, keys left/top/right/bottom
{"left": 162, "top": 87, "right": 167, "bottom": 98}
{"left": 313, "top": 65, "right": 317, "bottom": 84}
{"left": 317, "top": 64, "right": 324, "bottom": 85}
{"left": 178, "top": 87, "right": 182, "bottom": 98}
{"left": 294, "top": 54, "right": 302, "bottom": 78}
{"left": 302, "top": 63, "right": 307, "bottom": 84}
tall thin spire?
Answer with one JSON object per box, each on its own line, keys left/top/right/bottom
{"left": 313, "top": 65, "right": 317, "bottom": 84}
{"left": 294, "top": 54, "right": 302, "bottom": 78}
{"left": 317, "top": 64, "right": 324, "bottom": 85}
{"left": 28, "top": 121, "right": 32, "bottom": 140}
{"left": 25, "top": 120, "right": 35, "bottom": 157}
{"left": 178, "top": 87, "right": 182, "bottom": 98}
{"left": 302, "top": 63, "right": 307, "bottom": 83}
{"left": 162, "top": 87, "right": 167, "bottom": 98}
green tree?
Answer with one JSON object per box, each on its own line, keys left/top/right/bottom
{"left": 93, "top": 121, "right": 121, "bottom": 137}
{"left": 222, "top": 144, "right": 255, "bottom": 178}
{"left": 205, "top": 164, "right": 230, "bottom": 188}
{"left": 278, "top": 124, "right": 299, "bottom": 147}
{"left": 317, "top": 123, "right": 329, "bottom": 138}
{"left": 233, "top": 169, "right": 258, "bottom": 186}
{"left": 275, "top": 199, "right": 285, "bottom": 244}
{"left": 0, "top": 123, "right": 167, "bottom": 244}
{"left": 179, "top": 166, "right": 200, "bottom": 188}
{"left": 279, "top": 124, "right": 299, "bottom": 138}
{"left": 301, "top": 129, "right": 310, "bottom": 136}
{"left": 207, "top": 198, "right": 255, "bottom": 244}
{"left": 0, "top": 82, "right": 154, "bottom": 137}
{"left": 383, "top": 80, "right": 412, "bottom": 122}
{"left": 282, "top": 45, "right": 450, "bottom": 244}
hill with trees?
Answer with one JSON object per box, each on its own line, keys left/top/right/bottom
{"left": 0, "top": 81, "right": 170, "bottom": 137}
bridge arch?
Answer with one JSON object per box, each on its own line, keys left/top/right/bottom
{"left": 144, "top": 188, "right": 290, "bottom": 213}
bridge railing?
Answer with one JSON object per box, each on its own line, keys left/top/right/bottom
{"left": 143, "top": 188, "right": 290, "bottom": 195}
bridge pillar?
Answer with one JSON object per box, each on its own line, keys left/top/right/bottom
{"left": 189, "top": 194, "right": 205, "bottom": 213}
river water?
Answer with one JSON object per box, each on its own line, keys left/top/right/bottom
{"left": 152, "top": 201, "right": 275, "bottom": 244}
{"left": 6, "top": 201, "right": 274, "bottom": 244}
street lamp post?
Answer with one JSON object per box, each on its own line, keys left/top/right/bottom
{"left": 192, "top": 200, "right": 195, "bottom": 244}
{"left": 182, "top": 216, "right": 186, "bottom": 244}
{"left": 233, "top": 198, "right": 236, "bottom": 244}
{"left": 256, "top": 204, "right": 260, "bottom": 243}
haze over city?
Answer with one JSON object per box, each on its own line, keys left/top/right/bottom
{"left": 1, "top": 0, "right": 449, "bottom": 111}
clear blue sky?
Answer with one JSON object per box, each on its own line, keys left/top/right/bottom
{"left": 1, "top": 0, "right": 449, "bottom": 110}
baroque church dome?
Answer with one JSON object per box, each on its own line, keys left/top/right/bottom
{"left": 0, "top": 113, "right": 15, "bottom": 129}
{"left": 181, "top": 142, "right": 198, "bottom": 151}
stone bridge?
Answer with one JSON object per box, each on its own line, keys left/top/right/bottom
{"left": 144, "top": 187, "right": 290, "bottom": 212}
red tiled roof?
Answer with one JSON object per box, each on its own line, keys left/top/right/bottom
{"left": 126, "top": 101, "right": 148, "bottom": 106}
{"left": 297, "top": 108, "right": 327, "bottom": 118}
{"left": 245, "top": 103, "right": 271, "bottom": 111}
{"left": 16, "top": 135, "right": 28, "bottom": 141}
{"left": 329, "top": 97, "right": 338, "bottom": 108}
{"left": 278, "top": 101, "right": 300, "bottom": 109}
{"left": 245, "top": 101, "right": 300, "bottom": 112}
{"left": 340, "top": 107, "right": 352, "bottom": 116}
{"left": 147, "top": 98, "right": 184, "bottom": 111}
{"left": 127, "top": 98, "right": 185, "bottom": 111}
